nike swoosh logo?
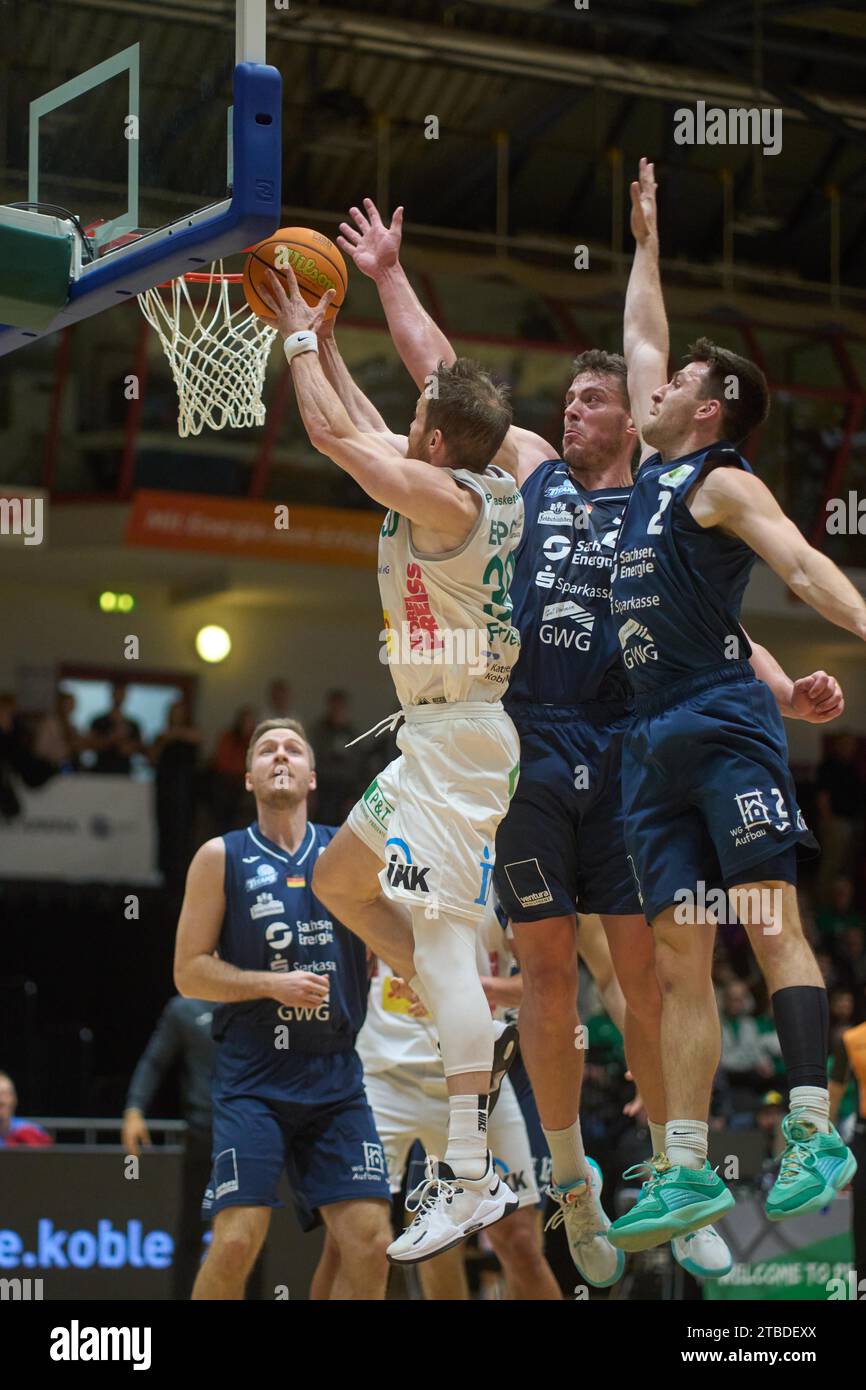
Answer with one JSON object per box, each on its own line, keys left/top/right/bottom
{"left": 243, "top": 856, "right": 260, "bottom": 863}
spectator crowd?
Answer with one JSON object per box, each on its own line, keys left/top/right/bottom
{"left": 0, "top": 677, "right": 391, "bottom": 890}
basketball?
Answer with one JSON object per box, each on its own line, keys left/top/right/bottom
{"left": 243, "top": 227, "right": 348, "bottom": 323}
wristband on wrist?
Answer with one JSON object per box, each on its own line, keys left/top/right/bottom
{"left": 283, "top": 330, "right": 319, "bottom": 364}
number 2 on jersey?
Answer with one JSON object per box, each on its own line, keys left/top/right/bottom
{"left": 647, "top": 489, "right": 672, "bottom": 535}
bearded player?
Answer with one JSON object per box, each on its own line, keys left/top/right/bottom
{"left": 260, "top": 267, "right": 525, "bottom": 1263}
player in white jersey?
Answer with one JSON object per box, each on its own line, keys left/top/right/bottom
{"left": 261, "top": 268, "right": 524, "bottom": 1262}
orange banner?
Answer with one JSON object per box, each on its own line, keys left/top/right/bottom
{"left": 124, "top": 490, "right": 381, "bottom": 567}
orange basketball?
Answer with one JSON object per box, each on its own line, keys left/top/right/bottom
{"left": 243, "top": 226, "right": 348, "bottom": 323}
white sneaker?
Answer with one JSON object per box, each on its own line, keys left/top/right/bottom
{"left": 671, "top": 1225, "right": 733, "bottom": 1280}
{"left": 545, "top": 1156, "right": 625, "bottom": 1288}
{"left": 387, "top": 1154, "right": 518, "bottom": 1265}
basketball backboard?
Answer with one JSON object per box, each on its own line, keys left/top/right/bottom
{"left": 0, "top": 0, "right": 280, "bottom": 352}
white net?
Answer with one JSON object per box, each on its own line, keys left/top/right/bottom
{"left": 138, "top": 263, "right": 278, "bottom": 438}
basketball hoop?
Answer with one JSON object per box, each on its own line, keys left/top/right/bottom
{"left": 138, "top": 263, "right": 278, "bottom": 438}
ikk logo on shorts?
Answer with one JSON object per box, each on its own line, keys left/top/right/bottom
{"left": 385, "top": 837, "right": 431, "bottom": 894}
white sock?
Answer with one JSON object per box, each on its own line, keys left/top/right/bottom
{"left": 665, "top": 1119, "right": 708, "bottom": 1170}
{"left": 444, "top": 1094, "right": 489, "bottom": 1180}
{"left": 649, "top": 1121, "right": 667, "bottom": 1159}
{"left": 789, "top": 1085, "right": 830, "bottom": 1135}
{"left": 542, "top": 1120, "right": 588, "bottom": 1189}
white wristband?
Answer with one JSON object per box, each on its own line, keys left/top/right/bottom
{"left": 283, "top": 330, "right": 319, "bottom": 364}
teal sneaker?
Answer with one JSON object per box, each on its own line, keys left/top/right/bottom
{"left": 608, "top": 1158, "right": 735, "bottom": 1253}
{"left": 765, "top": 1113, "right": 858, "bottom": 1221}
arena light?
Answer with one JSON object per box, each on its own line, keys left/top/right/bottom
{"left": 99, "top": 591, "right": 117, "bottom": 612}
{"left": 117, "top": 593, "right": 135, "bottom": 612}
{"left": 196, "top": 624, "right": 231, "bottom": 664}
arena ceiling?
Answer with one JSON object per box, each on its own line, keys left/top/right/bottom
{"left": 4, "top": 1, "right": 866, "bottom": 303}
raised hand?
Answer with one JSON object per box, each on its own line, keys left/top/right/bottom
{"left": 630, "top": 156, "right": 659, "bottom": 247}
{"left": 337, "top": 199, "right": 404, "bottom": 281}
{"left": 259, "top": 266, "right": 335, "bottom": 338}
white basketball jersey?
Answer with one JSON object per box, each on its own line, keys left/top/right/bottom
{"left": 377, "top": 465, "right": 523, "bottom": 707}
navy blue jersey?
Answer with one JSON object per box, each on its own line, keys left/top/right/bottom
{"left": 505, "top": 459, "right": 632, "bottom": 707}
{"left": 213, "top": 822, "right": 369, "bottom": 1055}
{"left": 611, "top": 445, "right": 756, "bottom": 696}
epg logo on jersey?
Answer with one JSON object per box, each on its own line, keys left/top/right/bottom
{"left": 265, "top": 922, "right": 293, "bottom": 951}
{"left": 617, "top": 617, "right": 658, "bottom": 669}
{"left": 384, "top": 837, "right": 431, "bottom": 894}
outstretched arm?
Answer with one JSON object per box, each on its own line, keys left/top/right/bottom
{"left": 337, "top": 201, "right": 453, "bottom": 391}
{"left": 317, "top": 319, "right": 408, "bottom": 456}
{"left": 748, "top": 638, "right": 845, "bottom": 723}
{"left": 625, "top": 158, "right": 669, "bottom": 453}
{"left": 337, "top": 199, "right": 554, "bottom": 484}
{"left": 262, "top": 269, "right": 481, "bottom": 540}
{"left": 691, "top": 467, "right": 866, "bottom": 641}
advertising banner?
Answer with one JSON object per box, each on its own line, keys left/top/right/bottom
{"left": 0, "top": 775, "right": 156, "bottom": 883}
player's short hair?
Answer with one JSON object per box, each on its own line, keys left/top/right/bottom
{"left": 571, "top": 350, "right": 630, "bottom": 407}
{"left": 685, "top": 337, "right": 770, "bottom": 446}
{"left": 246, "top": 719, "right": 315, "bottom": 771}
{"left": 424, "top": 358, "right": 512, "bottom": 473}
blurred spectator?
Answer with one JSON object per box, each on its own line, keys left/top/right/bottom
{"left": 310, "top": 689, "right": 362, "bottom": 823}
{"left": 720, "top": 981, "right": 781, "bottom": 1119}
{"left": 815, "top": 732, "right": 865, "bottom": 901}
{"left": 33, "top": 690, "right": 85, "bottom": 772}
{"left": 0, "top": 1071, "right": 53, "bottom": 1147}
{"left": 836, "top": 926, "right": 866, "bottom": 993}
{"left": 0, "top": 692, "right": 56, "bottom": 818}
{"left": 816, "top": 875, "right": 863, "bottom": 940}
{"left": 264, "top": 679, "right": 296, "bottom": 723}
{"left": 755, "top": 1090, "right": 786, "bottom": 1164}
{"left": 830, "top": 987, "right": 857, "bottom": 1035}
{"left": 151, "top": 698, "right": 202, "bottom": 889}
{"left": 210, "top": 705, "right": 257, "bottom": 832}
{"left": 712, "top": 943, "right": 741, "bottom": 1002}
{"left": 815, "top": 946, "right": 846, "bottom": 992}
{"left": 798, "top": 888, "right": 818, "bottom": 947}
{"left": 122, "top": 997, "right": 215, "bottom": 1300}
{"left": 90, "top": 683, "right": 143, "bottom": 774}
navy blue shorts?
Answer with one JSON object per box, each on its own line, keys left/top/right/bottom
{"left": 202, "top": 1053, "right": 391, "bottom": 1232}
{"left": 495, "top": 702, "right": 642, "bottom": 922}
{"left": 622, "top": 665, "right": 819, "bottom": 925}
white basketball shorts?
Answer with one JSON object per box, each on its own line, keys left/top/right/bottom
{"left": 347, "top": 702, "right": 520, "bottom": 922}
